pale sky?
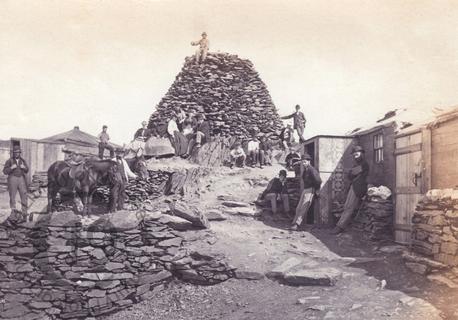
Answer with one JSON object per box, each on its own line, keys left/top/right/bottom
{"left": 1, "top": 0, "right": 458, "bottom": 144}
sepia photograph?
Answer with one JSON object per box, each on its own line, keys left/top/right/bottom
{"left": 1, "top": 1, "right": 458, "bottom": 319}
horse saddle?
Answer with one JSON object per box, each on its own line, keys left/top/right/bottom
{"left": 66, "top": 160, "right": 85, "bottom": 180}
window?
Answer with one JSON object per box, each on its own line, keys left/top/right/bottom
{"left": 374, "top": 134, "right": 384, "bottom": 163}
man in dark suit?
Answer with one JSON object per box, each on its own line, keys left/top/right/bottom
{"left": 3, "top": 145, "right": 31, "bottom": 222}
{"left": 331, "top": 145, "right": 369, "bottom": 234}
{"left": 134, "top": 121, "right": 152, "bottom": 142}
{"left": 281, "top": 105, "right": 306, "bottom": 142}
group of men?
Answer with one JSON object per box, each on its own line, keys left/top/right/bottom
{"left": 167, "top": 107, "right": 210, "bottom": 157}
{"left": 229, "top": 134, "right": 273, "bottom": 169}
{"left": 258, "top": 145, "right": 369, "bottom": 234}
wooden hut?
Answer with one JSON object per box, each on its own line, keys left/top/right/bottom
{"left": 302, "top": 135, "right": 354, "bottom": 225}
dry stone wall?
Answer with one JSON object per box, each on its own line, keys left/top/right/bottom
{"left": 411, "top": 189, "right": 458, "bottom": 266}
{"left": 0, "top": 210, "right": 234, "bottom": 320}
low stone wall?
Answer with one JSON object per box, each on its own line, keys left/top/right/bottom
{"left": 411, "top": 189, "right": 458, "bottom": 266}
{"left": 0, "top": 210, "right": 234, "bottom": 320}
{"left": 354, "top": 195, "right": 393, "bottom": 241}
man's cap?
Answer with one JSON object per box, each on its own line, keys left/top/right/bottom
{"left": 202, "top": 32, "right": 207, "bottom": 36}
{"left": 295, "top": 104, "right": 301, "bottom": 108}
{"left": 103, "top": 125, "right": 108, "bottom": 129}
{"left": 352, "top": 145, "right": 365, "bottom": 154}
{"left": 301, "top": 153, "right": 312, "bottom": 160}
{"left": 12, "top": 145, "right": 21, "bottom": 153}
{"left": 279, "top": 170, "right": 287, "bottom": 177}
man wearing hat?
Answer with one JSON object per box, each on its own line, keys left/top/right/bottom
{"left": 331, "top": 145, "right": 369, "bottom": 234}
{"left": 191, "top": 32, "right": 209, "bottom": 64}
{"left": 185, "top": 113, "right": 210, "bottom": 156}
{"left": 257, "top": 169, "right": 290, "bottom": 217}
{"left": 98, "top": 125, "right": 115, "bottom": 159}
{"left": 134, "top": 121, "right": 152, "bottom": 142}
{"left": 291, "top": 153, "right": 321, "bottom": 230}
{"left": 229, "top": 142, "right": 246, "bottom": 168}
{"left": 281, "top": 105, "right": 306, "bottom": 143}
{"left": 3, "top": 145, "right": 31, "bottom": 221}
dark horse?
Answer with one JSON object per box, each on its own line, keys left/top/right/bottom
{"left": 125, "top": 156, "right": 149, "bottom": 180}
{"left": 47, "top": 159, "right": 120, "bottom": 215}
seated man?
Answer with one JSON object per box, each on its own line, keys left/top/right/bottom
{"left": 259, "top": 136, "right": 273, "bottom": 168}
{"left": 134, "top": 121, "right": 152, "bottom": 142}
{"left": 229, "top": 142, "right": 246, "bottom": 168}
{"left": 257, "top": 170, "right": 290, "bottom": 217}
{"left": 247, "top": 134, "right": 260, "bottom": 167}
{"left": 184, "top": 113, "right": 210, "bottom": 156}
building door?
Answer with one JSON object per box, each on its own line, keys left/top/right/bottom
{"left": 394, "top": 129, "right": 431, "bottom": 244}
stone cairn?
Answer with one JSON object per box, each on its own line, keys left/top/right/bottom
{"left": 148, "top": 52, "right": 284, "bottom": 142}
{"left": 0, "top": 210, "right": 234, "bottom": 320}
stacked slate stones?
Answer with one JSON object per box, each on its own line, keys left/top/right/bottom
{"left": 358, "top": 195, "right": 393, "bottom": 240}
{"left": 148, "top": 53, "right": 284, "bottom": 142}
{"left": 410, "top": 189, "right": 458, "bottom": 266}
{"left": 0, "top": 210, "right": 234, "bottom": 319}
{"left": 93, "top": 171, "right": 171, "bottom": 209}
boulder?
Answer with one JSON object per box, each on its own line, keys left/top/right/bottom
{"left": 284, "top": 267, "right": 342, "bottom": 286}
{"left": 266, "top": 257, "right": 303, "bottom": 279}
{"left": 88, "top": 211, "right": 141, "bottom": 232}
{"left": 168, "top": 201, "right": 209, "bottom": 229}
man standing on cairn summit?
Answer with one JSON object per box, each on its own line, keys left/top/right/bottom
{"left": 191, "top": 32, "right": 209, "bottom": 63}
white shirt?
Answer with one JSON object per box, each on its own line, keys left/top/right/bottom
{"left": 167, "top": 119, "right": 179, "bottom": 136}
{"left": 247, "top": 140, "right": 260, "bottom": 152}
{"left": 111, "top": 158, "right": 137, "bottom": 181}
{"left": 230, "top": 148, "right": 245, "bottom": 158}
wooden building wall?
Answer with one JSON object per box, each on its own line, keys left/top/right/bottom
{"left": 431, "top": 117, "right": 458, "bottom": 189}
{"left": 11, "top": 139, "right": 65, "bottom": 184}
{"left": 0, "top": 140, "right": 10, "bottom": 184}
{"left": 354, "top": 124, "right": 396, "bottom": 192}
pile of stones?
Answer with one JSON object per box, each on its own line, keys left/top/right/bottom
{"left": 148, "top": 52, "right": 284, "bottom": 142}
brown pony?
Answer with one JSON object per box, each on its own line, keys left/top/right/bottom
{"left": 47, "top": 159, "right": 120, "bottom": 215}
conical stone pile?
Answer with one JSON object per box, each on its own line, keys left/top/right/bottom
{"left": 148, "top": 53, "right": 284, "bottom": 141}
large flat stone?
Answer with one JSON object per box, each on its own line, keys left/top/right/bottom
{"left": 221, "top": 201, "right": 251, "bottom": 208}
{"left": 158, "top": 215, "right": 194, "bottom": 231}
{"left": 266, "top": 257, "right": 303, "bottom": 279}
{"left": 206, "top": 210, "right": 227, "bottom": 221}
{"left": 284, "top": 267, "right": 342, "bottom": 286}
{"left": 41, "top": 211, "right": 81, "bottom": 227}
{"left": 88, "top": 210, "right": 141, "bottom": 232}
{"left": 5, "top": 262, "right": 34, "bottom": 273}
{"left": 234, "top": 270, "right": 264, "bottom": 280}
{"left": 158, "top": 237, "right": 183, "bottom": 247}
{"left": 223, "top": 207, "right": 261, "bottom": 217}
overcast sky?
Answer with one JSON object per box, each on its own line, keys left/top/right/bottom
{"left": 1, "top": 0, "right": 458, "bottom": 144}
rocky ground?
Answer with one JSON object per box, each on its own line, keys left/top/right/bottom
{"left": 0, "top": 162, "right": 456, "bottom": 319}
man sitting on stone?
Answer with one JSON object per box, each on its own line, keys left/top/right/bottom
{"left": 174, "top": 107, "right": 187, "bottom": 132}
{"left": 184, "top": 113, "right": 210, "bottom": 157}
{"left": 256, "top": 169, "right": 290, "bottom": 218}
{"left": 134, "top": 121, "right": 152, "bottom": 142}
{"left": 291, "top": 153, "right": 322, "bottom": 231}
{"left": 259, "top": 136, "right": 273, "bottom": 168}
{"left": 229, "top": 142, "right": 246, "bottom": 168}
{"left": 247, "top": 134, "right": 260, "bottom": 168}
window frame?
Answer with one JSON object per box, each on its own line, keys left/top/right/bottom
{"left": 373, "top": 133, "right": 384, "bottom": 163}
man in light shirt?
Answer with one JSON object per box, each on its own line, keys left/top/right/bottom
{"left": 98, "top": 125, "right": 115, "bottom": 159}
{"left": 191, "top": 32, "right": 209, "bottom": 64}
{"left": 247, "top": 134, "right": 260, "bottom": 168}
{"left": 229, "top": 142, "right": 246, "bottom": 169}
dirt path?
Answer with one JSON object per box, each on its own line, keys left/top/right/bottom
{"left": 106, "top": 164, "right": 445, "bottom": 320}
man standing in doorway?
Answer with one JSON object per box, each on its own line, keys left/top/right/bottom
{"left": 3, "top": 145, "right": 31, "bottom": 222}
{"left": 331, "top": 145, "right": 369, "bottom": 234}
{"left": 281, "top": 105, "right": 306, "bottom": 143}
{"left": 98, "top": 125, "right": 115, "bottom": 159}
{"left": 291, "top": 153, "right": 321, "bottom": 230}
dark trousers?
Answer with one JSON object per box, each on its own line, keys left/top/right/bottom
{"left": 98, "top": 142, "right": 114, "bottom": 159}
{"left": 8, "top": 176, "right": 28, "bottom": 213}
{"left": 110, "top": 181, "right": 126, "bottom": 212}
{"left": 259, "top": 150, "right": 272, "bottom": 165}
{"left": 248, "top": 150, "right": 258, "bottom": 165}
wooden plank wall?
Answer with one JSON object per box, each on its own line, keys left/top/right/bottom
{"left": 0, "top": 145, "right": 10, "bottom": 184}
{"left": 356, "top": 124, "right": 396, "bottom": 192}
{"left": 431, "top": 117, "right": 458, "bottom": 189}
